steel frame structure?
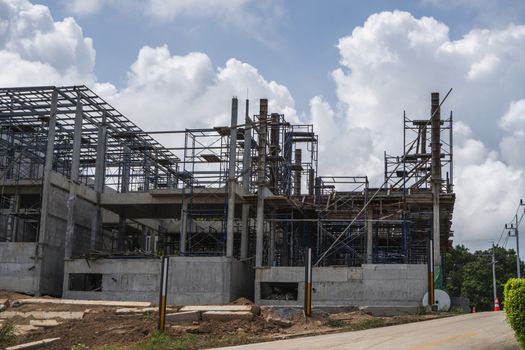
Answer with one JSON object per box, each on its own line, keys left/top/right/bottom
{"left": 0, "top": 85, "right": 454, "bottom": 271}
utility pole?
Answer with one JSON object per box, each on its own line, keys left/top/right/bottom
{"left": 506, "top": 199, "right": 523, "bottom": 279}
{"left": 492, "top": 242, "right": 497, "bottom": 305}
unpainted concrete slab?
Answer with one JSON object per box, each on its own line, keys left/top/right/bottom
{"left": 0, "top": 311, "right": 84, "bottom": 320}
{"left": 180, "top": 305, "right": 260, "bottom": 315}
{"left": 359, "top": 305, "right": 419, "bottom": 316}
{"left": 202, "top": 311, "right": 254, "bottom": 321}
{"left": 14, "top": 298, "right": 151, "bottom": 308}
{"left": 166, "top": 311, "right": 201, "bottom": 323}
{"left": 6, "top": 338, "right": 61, "bottom": 350}
{"left": 29, "top": 319, "right": 60, "bottom": 327}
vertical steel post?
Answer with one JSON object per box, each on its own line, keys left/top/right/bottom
{"left": 226, "top": 97, "right": 238, "bottom": 258}
{"left": 158, "top": 256, "right": 169, "bottom": 331}
{"left": 367, "top": 209, "right": 373, "bottom": 264}
{"left": 516, "top": 214, "right": 521, "bottom": 278}
{"left": 428, "top": 231, "right": 435, "bottom": 306}
{"left": 180, "top": 201, "right": 188, "bottom": 255}
{"left": 294, "top": 149, "right": 302, "bottom": 196}
{"left": 304, "top": 247, "right": 312, "bottom": 317}
{"left": 492, "top": 242, "right": 497, "bottom": 307}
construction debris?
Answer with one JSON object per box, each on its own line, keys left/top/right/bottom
{"left": 6, "top": 338, "right": 60, "bottom": 350}
{"left": 12, "top": 298, "right": 151, "bottom": 308}
{"left": 180, "top": 305, "right": 260, "bottom": 315}
{"left": 166, "top": 311, "right": 201, "bottom": 324}
{"left": 115, "top": 307, "right": 159, "bottom": 314}
{"left": 0, "top": 298, "right": 8, "bottom": 311}
{"left": 202, "top": 311, "right": 254, "bottom": 321}
{"left": 28, "top": 320, "right": 60, "bottom": 328}
{"left": 0, "top": 311, "right": 84, "bottom": 320}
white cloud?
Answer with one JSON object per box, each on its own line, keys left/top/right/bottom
{"left": 65, "top": 0, "right": 105, "bottom": 16}
{"left": 145, "top": 0, "right": 248, "bottom": 22}
{"left": 311, "top": 10, "right": 525, "bottom": 245}
{"left": 0, "top": 0, "right": 96, "bottom": 86}
{"left": 99, "top": 45, "right": 298, "bottom": 133}
{"left": 3, "top": 1, "right": 525, "bottom": 252}
{"left": 499, "top": 100, "right": 525, "bottom": 168}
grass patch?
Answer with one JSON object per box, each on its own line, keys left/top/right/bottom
{"left": 348, "top": 318, "right": 386, "bottom": 331}
{"left": 326, "top": 319, "right": 345, "bottom": 328}
{"left": 91, "top": 331, "right": 255, "bottom": 350}
{"left": 0, "top": 319, "right": 15, "bottom": 346}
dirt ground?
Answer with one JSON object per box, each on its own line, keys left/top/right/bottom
{"left": 0, "top": 291, "right": 448, "bottom": 350}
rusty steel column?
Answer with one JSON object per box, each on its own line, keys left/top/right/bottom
{"left": 431, "top": 92, "right": 442, "bottom": 288}
{"left": 255, "top": 99, "right": 268, "bottom": 267}
{"left": 294, "top": 149, "right": 302, "bottom": 196}
{"left": 269, "top": 113, "right": 280, "bottom": 193}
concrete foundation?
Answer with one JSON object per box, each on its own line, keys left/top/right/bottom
{"left": 255, "top": 264, "right": 427, "bottom": 307}
{"left": 63, "top": 256, "right": 254, "bottom": 304}
{"left": 0, "top": 242, "right": 37, "bottom": 294}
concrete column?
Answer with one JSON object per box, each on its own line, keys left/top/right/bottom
{"left": 91, "top": 111, "right": 107, "bottom": 250}
{"left": 117, "top": 216, "right": 126, "bottom": 252}
{"left": 255, "top": 99, "right": 268, "bottom": 267}
{"left": 34, "top": 89, "right": 58, "bottom": 295}
{"left": 180, "top": 201, "right": 188, "bottom": 255}
{"left": 240, "top": 99, "right": 252, "bottom": 260}
{"left": 65, "top": 93, "right": 83, "bottom": 258}
{"left": 367, "top": 209, "right": 373, "bottom": 263}
{"left": 226, "top": 97, "right": 238, "bottom": 258}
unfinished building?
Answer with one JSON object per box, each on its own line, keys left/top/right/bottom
{"left": 0, "top": 85, "right": 454, "bottom": 307}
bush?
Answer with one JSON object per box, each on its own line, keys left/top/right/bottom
{"left": 0, "top": 319, "right": 15, "bottom": 345}
{"left": 504, "top": 278, "right": 525, "bottom": 348}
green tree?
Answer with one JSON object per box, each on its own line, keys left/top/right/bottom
{"left": 444, "top": 245, "right": 524, "bottom": 311}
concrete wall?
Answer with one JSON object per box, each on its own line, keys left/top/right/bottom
{"left": 63, "top": 256, "right": 254, "bottom": 304}
{"left": 0, "top": 242, "right": 37, "bottom": 294}
{"left": 255, "top": 264, "right": 427, "bottom": 307}
{"left": 37, "top": 173, "right": 99, "bottom": 296}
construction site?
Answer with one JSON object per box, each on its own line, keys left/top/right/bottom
{"left": 0, "top": 85, "right": 455, "bottom": 310}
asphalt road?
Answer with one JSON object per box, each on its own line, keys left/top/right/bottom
{"left": 214, "top": 312, "right": 519, "bottom": 350}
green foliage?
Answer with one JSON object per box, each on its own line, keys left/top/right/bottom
{"left": 415, "top": 305, "right": 427, "bottom": 315}
{"left": 0, "top": 319, "right": 15, "bottom": 345}
{"left": 504, "top": 278, "right": 525, "bottom": 348}
{"left": 71, "top": 345, "right": 90, "bottom": 350}
{"left": 326, "top": 318, "right": 345, "bottom": 328}
{"left": 444, "top": 245, "right": 524, "bottom": 311}
{"left": 92, "top": 331, "right": 253, "bottom": 350}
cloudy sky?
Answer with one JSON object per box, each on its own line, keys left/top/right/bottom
{"left": 2, "top": 0, "right": 525, "bottom": 257}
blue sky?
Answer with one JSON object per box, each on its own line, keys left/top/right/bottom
{"left": 2, "top": 0, "right": 525, "bottom": 254}
{"left": 40, "top": 0, "right": 525, "bottom": 116}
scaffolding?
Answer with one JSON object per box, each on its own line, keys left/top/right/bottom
{"left": 0, "top": 85, "right": 454, "bottom": 271}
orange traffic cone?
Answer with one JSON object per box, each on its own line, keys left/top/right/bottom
{"left": 494, "top": 297, "right": 501, "bottom": 311}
